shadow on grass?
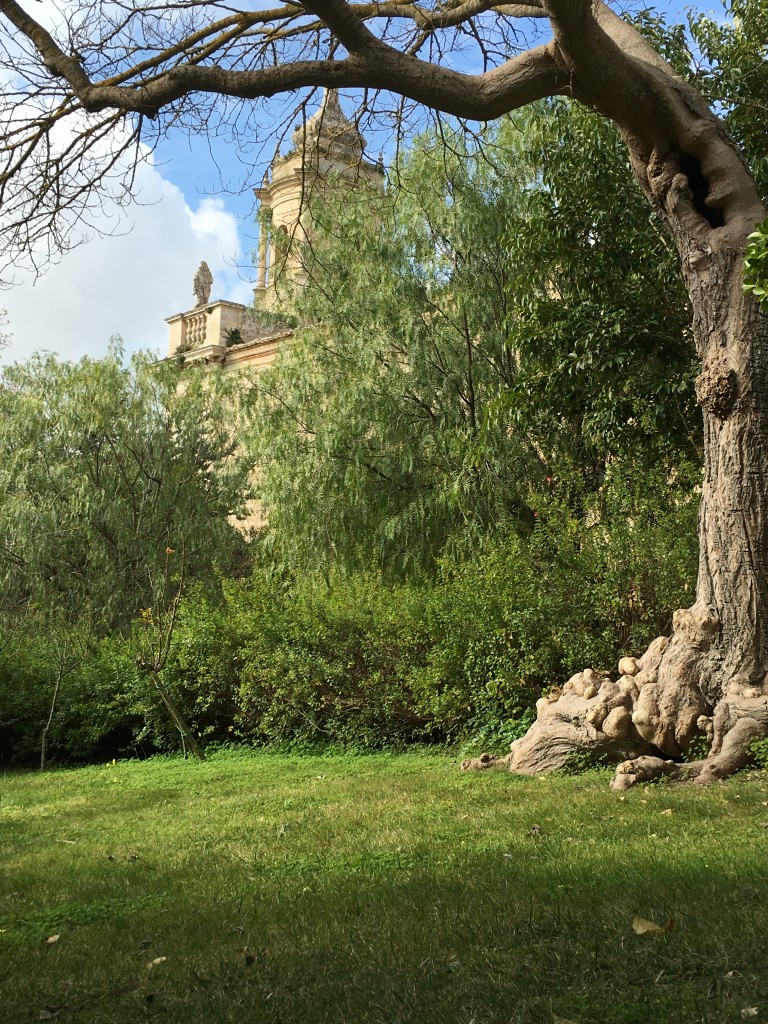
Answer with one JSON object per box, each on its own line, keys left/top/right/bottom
{"left": 3, "top": 837, "right": 768, "bottom": 1024}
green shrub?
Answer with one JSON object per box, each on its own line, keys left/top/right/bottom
{"left": 0, "top": 450, "right": 699, "bottom": 763}
{"left": 160, "top": 451, "right": 698, "bottom": 754}
{"left": 231, "top": 572, "right": 432, "bottom": 748}
{"left": 749, "top": 736, "right": 768, "bottom": 769}
{"left": 0, "top": 633, "right": 147, "bottom": 765}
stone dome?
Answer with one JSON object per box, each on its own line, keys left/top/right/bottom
{"left": 289, "top": 89, "right": 365, "bottom": 157}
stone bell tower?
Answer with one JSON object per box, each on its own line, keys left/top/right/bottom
{"left": 167, "top": 90, "right": 384, "bottom": 367}
{"left": 253, "top": 89, "right": 385, "bottom": 310}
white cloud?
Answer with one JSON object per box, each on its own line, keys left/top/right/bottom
{"left": 0, "top": 16, "right": 255, "bottom": 368}
{"left": 0, "top": 161, "right": 254, "bottom": 366}
{"left": 188, "top": 197, "right": 243, "bottom": 260}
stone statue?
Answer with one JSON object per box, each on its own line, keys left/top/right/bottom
{"left": 193, "top": 261, "right": 213, "bottom": 306}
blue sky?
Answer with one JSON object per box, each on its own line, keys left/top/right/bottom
{"left": 0, "top": 0, "right": 729, "bottom": 365}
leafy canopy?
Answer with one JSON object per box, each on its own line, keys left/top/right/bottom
{"left": 0, "top": 344, "right": 251, "bottom": 640}
{"left": 249, "top": 99, "right": 696, "bottom": 572}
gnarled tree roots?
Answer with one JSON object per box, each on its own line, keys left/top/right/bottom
{"left": 461, "top": 605, "right": 768, "bottom": 789}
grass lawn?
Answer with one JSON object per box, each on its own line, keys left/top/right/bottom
{"left": 2, "top": 749, "right": 768, "bottom": 1024}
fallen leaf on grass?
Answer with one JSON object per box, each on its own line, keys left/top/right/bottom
{"left": 740, "top": 1009, "right": 759, "bottom": 1019}
{"left": 46, "top": 935, "right": 60, "bottom": 945}
{"left": 661, "top": 808, "right": 673, "bottom": 816}
{"left": 632, "top": 916, "right": 675, "bottom": 937}
{"left": 147, "top": 957, "right": 167, "bottom": 969}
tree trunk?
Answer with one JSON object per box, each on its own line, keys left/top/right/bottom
{"left": 40, "top": 662, "right": 64, "bottom": 772}
{"left": 465, "top": 216, "right": 768, "bottom": 787}
{"left": 149, "top": 669, "right": 206, "bottom": 761}
{"left": 464, "top": 12, "right": 768, "bottom": 787}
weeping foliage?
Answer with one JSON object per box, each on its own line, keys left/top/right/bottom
{"left": 0, "top": 344, "right": 251, "bottom": 640}
{"left": 248, "top": 100, "right": 697, "bottom": 572}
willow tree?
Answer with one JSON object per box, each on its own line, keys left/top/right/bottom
{"left": 1, "top": 0, "right": 766, "bottom": 785}
{"left": 0, "top": 348, "right": 252, "bottom": 763}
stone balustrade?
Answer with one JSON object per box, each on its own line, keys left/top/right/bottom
{"left": 183, "top": 311, "right": 207, "bottom": 347}
{"left": 166, "top": 299, "right": 249, "bottom": 360}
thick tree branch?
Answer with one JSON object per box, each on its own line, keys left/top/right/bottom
{"left": 300, "top": 0, "right": 381, "bottom": 53}
{"left": 0, "top": 0, "right": 90, "bottom": 87}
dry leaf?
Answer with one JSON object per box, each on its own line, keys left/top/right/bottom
{"left": 46, "top": 934, "right": 60, "bottom": 945}
{"left": 632, "top": 916, "right": 668, "bottom": 937}
{"left": 661, "top": 808, "right": 673, "bottom": 816}
{"left": 740, "top": 1009, "right": 759, "bottom": 1019}
{"left": 147, "top": 956, "right": 167, "bottom": 969}
{"left": 632, "top": 916, "right": 665, "bottom": 936}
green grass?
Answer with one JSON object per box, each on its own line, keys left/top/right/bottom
{"left": 2, "top": 750, "right": 768, "bottom": 1024}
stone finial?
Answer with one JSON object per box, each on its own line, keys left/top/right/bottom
{"left": 193, "top": 260, "right": 213, "bottom": 306}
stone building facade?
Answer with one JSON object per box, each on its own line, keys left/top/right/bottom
{"left": 166, "top": 90, "right": 384, "bottom": 372}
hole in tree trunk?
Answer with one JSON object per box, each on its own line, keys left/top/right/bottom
{"left": 679, "top": 155, "right": 726, "bottom": 229}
